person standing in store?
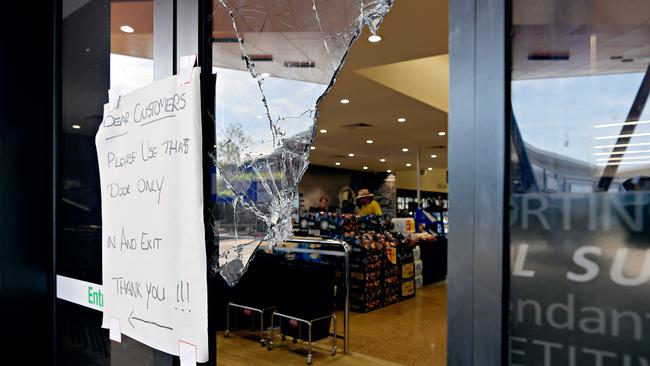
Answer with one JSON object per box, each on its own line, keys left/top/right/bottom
{"left": 319, "top": 196, "right": 329, "bottom": 212}
{"left": 356, "top": 188, "right": 383, "bottom": 216}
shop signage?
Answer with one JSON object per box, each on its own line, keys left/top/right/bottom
{"left": 95, "top": 68, "right": 208, "bottom": 362}
{"left": 56, "top": 275, "right": 104, "bottom": 311}
{"left": 510, "top": 193, "right": 650, "bottom": 365}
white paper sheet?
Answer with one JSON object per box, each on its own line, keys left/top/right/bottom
{"left": 96, "top": 68, "right": 208, "bottom": 362}
{"left": 179, "top": 341, "right": 197, "bottom": 366}
{"left": 109, "top": 318, "right": 121, "bottom": 343}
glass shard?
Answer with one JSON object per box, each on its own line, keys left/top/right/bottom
{"left": 211, "top": 0, "right": 394, "bottom": 286}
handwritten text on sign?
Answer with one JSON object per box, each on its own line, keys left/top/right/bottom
{"left": 96, "top": 69, "right": 208, "bottom": 362}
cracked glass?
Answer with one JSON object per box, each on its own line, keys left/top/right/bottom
{"left": 210, "top": 0, "right": 394, "bottom": 286}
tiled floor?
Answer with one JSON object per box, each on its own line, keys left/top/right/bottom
{"left": 217, "top": 282, "right": 447, "bottom": 366}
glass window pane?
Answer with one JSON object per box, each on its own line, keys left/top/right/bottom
{"left": 58, "top": 1, "right": 155, "bottom": 364}
{"left": 210, "top": 0, "right": 393, "bottom": 285}
{"left": 509, "top": 0, "right": 650, "bottom": 364}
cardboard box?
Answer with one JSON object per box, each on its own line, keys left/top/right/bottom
{"left": 401, "top": 262, "right": 415, "bottom": 279}
{"left": 401, "top": 279, "right": 416, "bottom": 299}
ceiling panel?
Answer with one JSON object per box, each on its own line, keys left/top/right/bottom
{"left": 308, "top": 0, "right": 449, "bottom": 173}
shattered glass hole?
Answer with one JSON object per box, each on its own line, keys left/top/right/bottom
{"left": 211, "top": 0, "right": 394, "bottom": 286}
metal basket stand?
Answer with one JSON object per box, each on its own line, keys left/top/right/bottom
{"left": 224, "top": 302, "right": 277, "bottom": 346}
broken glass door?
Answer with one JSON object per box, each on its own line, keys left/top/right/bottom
{"left": 210, "top": 0, "right": 395, "bottom": 286}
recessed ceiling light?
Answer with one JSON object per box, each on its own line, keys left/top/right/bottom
{"left": 340, "top": 99, "right": 350, "bottom": 104}
{"left": 406, "top": 163, "right": 412, "bottom": 167}
{"left": 379, "top": 158, "right": 386, "bottom": 162}
{"left": 366, "top": 139, "right": 374, "bottom": 144}
{"left": 260, "top": 72, "right": 271, "bottom": 78}
{"left": 428, "top": 167, "right": 433, "bottom": 171}
{"left": 438, "top": 131, "right": 446, "bottom": 136}
{"left": 120, "top": 25, "right": 135, "bottom": 33}
{"left": 363, "top": 166, "right": 368, "bottom": 170}
{"left": 402, "top": 148, "right": 408, "bottom": 152}
{"left": 72, "top": 124, "right": 81, "bottom": 129}
{"left": 368, "top": 34, "right": 382, "bottom": 43}
{"left": 431, "top": 154, "right": 437, "bottom": 158}
{"left": 387, "top": 169, "right": 392, "bottom": 173}
{"left": 320, "top": 129, "right": 327, "bottom": 133}
{"left": 335, "top": 162, "right": 341, "bottom": 166}
{"left": 348, "top": 153, "right": 355, "bottom": 157}
{"left": 310, "top": 146, "right": 316, "bottom": 150}
{"left": 397, "top": 117, "right": 406, "bottom": 123}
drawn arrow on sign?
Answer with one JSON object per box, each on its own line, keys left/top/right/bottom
{"left": 128, "top": 309, "right": 173, "bottom": 331}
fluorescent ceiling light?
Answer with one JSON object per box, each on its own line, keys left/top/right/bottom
{"left": 594, "top": 132, "right": 650, "bottom": 140}
{"left": 594, "top": 120, "right": 650, "bottom": 129}
{"left": 597, "top": 155, "right": 650, "bottom": 162}
{"left": 402, "top": 148, "right": 408, "bottom": 152}
{"left": 368, "top": 34, "right": 382, "bottom": 43}
{"left": 594, "top": 149, "right": 650, "bottom": 156}
{"left": 594, "top": 142, "right": 650, "bottom": 149}
{"left": 431, "top": 154, "right": 437, "bottom": 158}
{"left": 438, "top": 131, "right": 446, "bottom": 136}
{"left": 366, "top": 139, "right": 374, "bottom": 144}
{"left": 72, "top": 124, "right": 81, "bottom": 129}
{"left": 339, "top": 99, "right": 350, "bottom": 104}
{"left": 320, "top": 129, "right": 327, "bottom": 133}
{"left": 397, "top": 117, "right": 406, "bottom": 123}
{"left": 597, "top": 160, "right": 650, "bottom": 166}
{"left": 120, "top": 25, "right": 135, "bottom": 33}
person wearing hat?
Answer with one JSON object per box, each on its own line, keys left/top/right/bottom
{"left": 356, "top": 188, "right": 383, "bottom": 216}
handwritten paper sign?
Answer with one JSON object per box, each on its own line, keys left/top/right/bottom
{"left": 96, "top": 68, "right": 208, "bottom": 362}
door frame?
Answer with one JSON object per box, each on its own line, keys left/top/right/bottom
{"left": 47, "top": 0, "right": 513, "bottom": 364}
{"left": 180, "top": 0, "right": 512, "bottom": 364}
{"left": 448, "top": 0, "right": 509, "bottom": 365}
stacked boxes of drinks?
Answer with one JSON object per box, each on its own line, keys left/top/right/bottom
{"left": 414, "top": 268, "right": 424, "bottom": 288}
{"left": 382, "top": 241, "right": 402, "bottom": 306}
{"left": 295, "top": 213, "right": 393, "bottom": 241}
{"left": 346, "top": 234, "right": 384, "bottom": 313}
{"left": 413, "top": 245, "right": 424, "bottom": 288}
{"left": 399, "top": 245, "right": 416, "bottom": 300}
{"left": 383, "top": 264, "right": 401, "bottom": 305}
{"left": 296, "top": 212, "right": 347, "bottom": 239}
{"left": 340, "top": 226, "right": 411, "bottom": 312}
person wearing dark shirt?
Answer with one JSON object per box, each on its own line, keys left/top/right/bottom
{"left": 319, "top": 196, "right": 329, "bottom": 211}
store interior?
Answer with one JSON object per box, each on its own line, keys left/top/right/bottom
{"left": 58, "top": 0, "right": 650, "bottom": 364}
{"left": 210, "top": 0, "right": 450, "bottom": 365}
{"left": 107, "top": 0, "right": 450, "bottom": 365}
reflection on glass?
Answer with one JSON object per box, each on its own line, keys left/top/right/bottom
{"left": 510, "top": 1, "right": 650, "bottom": 364}
{"left": 110, "top": 0, "right": 154, "bottom": 93}
{"left": 59, "top": 1, "right": 155, "bottom": 364}
{"left": 210, "top": 0, "right": 394, "bottom": 286}
{"left": 111, "top": 54, "right": 153, "bottom": 93}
